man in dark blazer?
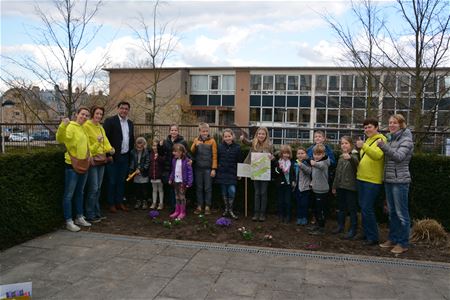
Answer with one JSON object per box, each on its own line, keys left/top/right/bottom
{"left": 103, "top": 101, "right": 135, "bottom": 212}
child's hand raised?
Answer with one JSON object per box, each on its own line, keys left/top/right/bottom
{"left": 310, "top": 160, "right": 316, "bottom": 166}
{"left": 342, "top": 153, "right": 351, "bottom": 160}
{"left": 356, "top": 138, "right": 364, "bottom": 149}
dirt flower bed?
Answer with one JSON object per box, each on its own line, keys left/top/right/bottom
{"left": 86, "top": 207, "right": 450, "bottom": 263}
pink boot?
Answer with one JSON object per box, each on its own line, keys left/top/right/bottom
{"left": 170, "top": 204, "right": 180, "bottom": 218}
{"left": 177, "top": 204, "right": 186, "bottom": 219}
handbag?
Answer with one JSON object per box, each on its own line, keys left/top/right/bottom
{"left": 70, "top": 148, "right": 90, "bottom": 174}
{"left": 92, "top": 129, "right": 112, "bottom": 166}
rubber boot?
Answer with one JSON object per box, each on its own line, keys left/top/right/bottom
{"left": 170, "top": 204, "right": 180, "bottom": 218}
{"left": 228, "top": 198, "right": 238, "bottom": 220}
{"left": 344, "top": 212, "right": 358, "bottom": 239}
{"left": 332, "top": 210, "right": 345, "bottom": 234}
{"left": 222, "top": 196, "right": 229, "bottom": 217}
{"left": 177, "top": 204, "right": 186, "bottom": 219}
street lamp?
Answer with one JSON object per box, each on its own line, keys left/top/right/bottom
{"left": 1, "top": 99, "right": 16, "bottom": 153}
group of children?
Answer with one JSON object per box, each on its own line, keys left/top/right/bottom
{"left": 128, "top": 123, "right": 359, "bottom": 239}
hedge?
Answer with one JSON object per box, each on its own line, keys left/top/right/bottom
{"left": 1, "top": 148, "right": 449, "bottom": 250}
{"left": 0, "top": 149, "right": 65, "bottom": 250}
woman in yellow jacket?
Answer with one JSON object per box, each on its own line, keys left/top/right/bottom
{"left": 355, "top": 118, "right": 387, "bottom": 246}
{"left": 56, "top": 106, "right": 92, "bottom": 232}
{"left": 83, "top": 106, "right": 114, "bottom": 223}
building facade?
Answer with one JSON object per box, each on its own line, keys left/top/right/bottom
{"left": 106, "top": 67, "right": 450, "bottom": 142}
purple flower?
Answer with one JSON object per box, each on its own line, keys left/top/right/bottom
{"left": 215, "top": 217, "right": 232, "bottom": 227}
{"left": 148, "top": 210, "right": 160, "bottom": 219}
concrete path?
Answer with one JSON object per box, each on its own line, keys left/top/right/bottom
{"left": 1, "top": 231, "right": 449, "bottom": 299}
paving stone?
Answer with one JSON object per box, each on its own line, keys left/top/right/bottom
{"left": 303, "top": 283, "right": 351, "bottom": 299}
{"left": 182, "top": 250, "right": 230, "bottom": 275}
{"left": 30, "top": 279, "right": 71, "bottom": 299}
{"left": 107, "top": 274, "right": 171, "bottom": 299}
{"left": 390, "top": 278, "right": 447, "bottom": 300}
{"left": 47, "top": 258, "right": 101, "bottom": 283}
{"left": 118, "top": 241, "right": 168, "bottom": 260}
{"left": 305, "top": 264, "right": 348, "bottom": 286}
{"left": 0, "top": 261, "right": 57, "bottom": 284}
{"left": 50, "top": 277, "right": 122, "bottom": 299}
{"left": 0, "top": 246, "right": 46, "bottom": 270}
{"left": 349, "top": 281, "right": 398, "bottom": 299}
{"left": 159, "top": 245, "right": 200, "bottom": 259}
{"left": 90, "top": 256, "right": 145, "bottom": 280}
{"left": 264, "top": 254, "right": 309, "bottom": 270}
{"left": 261, "top": 267, "right": 305, "bottom": 293}
{"left": 138, "top": 255, "right": 189, "bottom": 278}
{"left": 159, "top": 270, "right": 217, "bottom": 300}
{"left": 35, "top": 244, "right": 92, "bottom": 263}
{"left": 254, "top": 289, "right": 303, "bottom": 300}
{"left": 344, "top": 263, "right": 390, "bottom": 284}
{"left": 210, "top": 269, "right": 261, "bottom": 297}
{"left": 225, "top": 252, "right": 266, "bottom": 272}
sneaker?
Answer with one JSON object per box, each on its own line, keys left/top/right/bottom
{"left": 252, "top": 214, "right": 259, "bottom": 222}
{"left": 142, "top": 200, "right": 148, "bottom": 210}
{"left": 194, "top": 206, "right": 202, "bottom": 215}
{"left": 157, "top": 203, "right": 164, "bottom": 210}
{"left": 306, "top": 224, "right": 319, "bottom": 231}
{"left": 74, "top": 216, "right": 91, "bottom": 227}
{"left": 229, "top": 210, "right": 238, "bottom": 220}
{"left": 86, "top": 217, "right": 101, "bottom": 223}
{"left": 258, "top": 215, "right": 266, "bottom": 222}
{"left": 134, "top": 200, "right": 142, "bottom": 210}
{"left": 379, "top": 240, "right": 395, "bottom": 248}
{"left": 97, "top": 215, "right": 107, "bottom": 221}
{"left": 204, "top": 206, "right": 211, "bottom": 215}
{"left": 391, "top": 244, "right": 408, "bottom": 254}
{"left": 66, "top": 220, "right": 80, "bottom": 232}
{"left": 150, "top": 202, "right": 157, "bottom": 209}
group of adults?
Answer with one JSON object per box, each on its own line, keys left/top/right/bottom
{"left": 56, "top": 101, "right": 187, "bottom": 232}
{"left": 356, "top": 115, "right": 414, "bottom": 254}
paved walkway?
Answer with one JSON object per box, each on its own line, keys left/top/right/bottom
{"left": 1, "top": 231, "right": 449, "bottom": 299}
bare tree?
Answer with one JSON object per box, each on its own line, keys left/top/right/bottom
{"left": 324, "top": 0, "right": 386, "bottom": 117}
{"left": 325, "top": 0, "right": 450, "bottom": 151}
{"left": 1, "top": 0, "right": 107, "bottom": 117}
{"left": 130, "top": 0, "right": 179, "bottom": 139}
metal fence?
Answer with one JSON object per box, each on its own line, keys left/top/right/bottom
{"left": 1, "top": 122, "right": 449, "bottom": 155}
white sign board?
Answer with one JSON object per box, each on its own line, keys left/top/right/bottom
{"left": 237, "top": 163, "right": 251, "bottom": 178}
{"left": 251, "top": 152, "right": 271, "bottom": 181}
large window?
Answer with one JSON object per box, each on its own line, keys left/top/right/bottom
{"left": 263, "top": 75, "right": 274, "bottom": 91}
{"left": 190, "top": 74, "right": 235, "bottom": 107}
{"left": 316, "top": 75, "right": 327, "bottom": 92}
{"left": 288, "top": 76, "right": 299, "bottom": 91}
{"left": 191, "top": 75, "right": 208, "bottom": 92}
{"left": 275, "top": 75, "right": 286, "bottom": 91}
{"left": 300, "top": 75, "right": 312, "bottom": 91}
{"left": 250, "top": 75, "right": 261, "bottom": 91}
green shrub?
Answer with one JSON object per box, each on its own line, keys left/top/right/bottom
{"left": 0, "top": 149, "right": 65, "bottom": 250}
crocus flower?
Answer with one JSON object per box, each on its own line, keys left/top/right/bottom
{"left": 148, "top": 210, "right": 160, "bottom": 219}
{"left": 216, "top": 217, "right": 232, "bottom": 227}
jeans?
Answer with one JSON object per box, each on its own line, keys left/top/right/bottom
{"left": 220, "top": 184, "right": 236, "bottom": 199}
{"left": 85, "top": 165, "right": 105, "bottom": 219}
{"left": 62, "top": 166, "right": 88, "bottom": 221}
{"left": 195, "top": 168, "right": 212, "bottom": 206}
{"left": 336, "top": 188, "right": 358, "bottom": 231}
{"left": 253, "top": 180, "right": 269, "bottom": 216}
{"left": 277, "top": 185, "right": 292, "bottom": 220}
{"left": 385, "top": 183, "right": 411, "bottom": 247}
{"left": 296, "top": 190, "right": 310, "bottom": 219}
{"left": 313, "top": 192, "right": 328, "bottom": 227}
{"left": 357, "top": 180, "right": 382, "bottom": 242}
{"left": 106, "top": 154, "right": 129, "bottom": 205}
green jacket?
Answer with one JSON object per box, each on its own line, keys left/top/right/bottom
{"left": 332, "top": 152, "right": 359, "bottom": 191}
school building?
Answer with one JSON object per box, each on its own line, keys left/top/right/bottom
{"left": 105, "top": 67, "right": 450, "bottom": 142}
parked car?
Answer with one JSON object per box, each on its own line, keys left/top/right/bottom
{"left": 9, "top": 133, "right": 34, "bottom": 142}
{"left": 31, "top": 131, "right": 53, "bottom": 141}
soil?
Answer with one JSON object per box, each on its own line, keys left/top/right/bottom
{"left": 87, "top": 205, "right": 450, "bottom": 264}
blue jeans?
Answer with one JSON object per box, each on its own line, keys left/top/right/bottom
{"left": 296, "top": 190, "right": 310, "bottom": 219}
{"left": 86, "top": 165, "right": 105, "bottom": 219}
{"left": 106, "top": 154, "right": 129, "bottom": 205}
{"left": 277, "top": 185, "right": 292, "bottom": 220}
{"left": 253, "top": 180, "right": 269, "bottom": 216}
{"left": 63, "top": 166, "right": 88, "bottom": 221}
{"left": 357, "top": 180, "right": 382, "bottom": 242}
{"left": 385, "top": 183, "right": 411, "bottom": 247}
{"left": 195, "top": 168, "right": 212, "bottom": 206}
{"left": 313, "top": 192, "right": 328, "bottom": 228}
{"left": 220, "top": 184, "right": 236, "bottom": 199}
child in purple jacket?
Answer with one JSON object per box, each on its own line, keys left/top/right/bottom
{"left": 168, "top": 144, "right": 193, "bottom": 219}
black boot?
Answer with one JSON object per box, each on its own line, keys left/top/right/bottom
{"left": 222, "top": 197, "right": 229, "bottom": 217}
{"left": 332, "top": 210, "right": 345, "bottom": 234}
{"left": 344, "top": 212, "right": 357, "bottom": 239}
{"left": 228, "top": 198, "right": 238, "bottom": 220}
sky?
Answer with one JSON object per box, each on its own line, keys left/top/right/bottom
{"left": 0, "top": 0, "right": 432, "bottom": 92}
